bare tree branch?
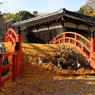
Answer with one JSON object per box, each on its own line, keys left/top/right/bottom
{"left": 86, "top": 0, "right": 95, "bottom": 9}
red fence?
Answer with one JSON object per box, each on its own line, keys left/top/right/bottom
{"left": 50, "top": 31, "right": 95, "bottom": 69}
{"left": 0, "top": 27, "right": 22, "bottom": 91}
{"left": 0, "top": 52, "right": 17, "bottom": 92}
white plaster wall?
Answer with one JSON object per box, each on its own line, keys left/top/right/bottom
{"left": 90, "top": 27, "right": 95, "bottom": 31}
{"left": 78, "top": 24, "right": 88, "bottom": 30}
{"left": 38, "top": 25, "right": 48, "bottom": 31}
{"left": 32, "top": 22, "right": 95, "bottom": 32}
{"left": 32, "top": 27, "right": 37, "bottom": 32}
{"left": 49, "top": 22, "right": 62, "bottom": 29}
{"left": 64, "top": 22, "right": 76, "bottom": 28}
{"left": 32, "top": 22, "right": 63, "bottom": 32}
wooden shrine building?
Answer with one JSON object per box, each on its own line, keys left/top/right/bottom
{"left": 7, "top": 8, "right": 95, "bottom": 43}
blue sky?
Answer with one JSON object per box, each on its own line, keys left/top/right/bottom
{"left": 0, "top": 0, "right": 87, "bottom": 14}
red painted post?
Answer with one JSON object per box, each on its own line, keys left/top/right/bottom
{"left": 90, "top": 31, "right": 95, "bottom": 69}
{"left": 0, "top": 56, "right": 2, "bottom": 92}
{"left": 75, "top": 34, "right": 78, "bottom": 46}
{"left": 64, "top": 33, "right": 66, "bottom": 43}
{"left": 54, "top": 38, "right": 57, "bottom": 44}
{"left": 15, "top": 27, "right": 22, "bottom": 78}
{"left": 82, "top": 46, "right": 85, "bottom": 52}
{"left": 15, "top": 42, "right": 20, "bottom": 78}
{"left": 12, "top": 55, "right": 16, "bottom": 82}
{"left": 17, "top": 27, "right": 22, "bottom": 72}
{"left": 69, "top": 39, "right": 72, "bottom": 43}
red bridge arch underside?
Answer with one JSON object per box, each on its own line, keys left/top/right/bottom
{"left": 4, "top": 29, "right": 18, "bottom": 51}
{"left": 50, "top": 32, "right": 91, "bottom": 61}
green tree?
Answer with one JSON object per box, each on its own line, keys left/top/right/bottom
{"left": 77, "top": 1, "right": 95, "bottom": 17}
{"left": 2, "top": 13, "right": 14, "bottom": 20}
{"left": 77, "top": 6, "right": 85, "bottom": 14}
{"left": 14, "top": 10, "right": 34, "bottom": 22}
{"left": 33, "top": 11, "right": 38, "bottom": 17}
{"left": 83, "top": 0, "right": 95, "bottom": 17}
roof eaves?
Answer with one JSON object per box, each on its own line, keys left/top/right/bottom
{"left": 12, "top": 10, "right": 63, "bottom": 27}
{"left": 63, "top": 9, "right": 95, "bottom": 24}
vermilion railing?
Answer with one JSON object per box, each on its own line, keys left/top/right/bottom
{"left": 0, "top": 52, "right": 17, "bottom": 92}
{"left": 50, "top": 31, "right": 95, "bottom": 69}
{"left": 4, "top": 29, "right": 18, "bottom": 51}
{"left": 0, "top": 27, "right": 22, "bottom": 91}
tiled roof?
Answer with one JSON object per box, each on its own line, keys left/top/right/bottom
{"left": 12, "top": 8, "right": 95, "bottom": 27}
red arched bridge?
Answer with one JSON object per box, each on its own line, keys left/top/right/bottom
{"left": 0, "top": 28, "right": 95, "bottom": 91}
{"left": 50, "top": 31, "right": 95, "bottom": 69}
{"left": 0, "top": 28, "right": 22, "bottom": 91}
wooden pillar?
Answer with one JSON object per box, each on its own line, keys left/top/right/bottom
{"left": 76, "top": 24, "right": 78, "bottom": 31}
{"left": 15, "top": 27, "right": 22, "bottom": 78}
{"left": 12, "top": 55, "right": 16, "bottom": 82}
{"left": 90, "top": 31, "right": 95, "bottom": 69}
{"left": 75, "top": 34, "right": 78, "bottom": 46}
{"left": 0, "top": 57, "right": 2, "bottom": 92}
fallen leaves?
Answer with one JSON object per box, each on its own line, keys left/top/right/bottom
{"left": 1, "top": 43, "right": 95, "bottom": 95}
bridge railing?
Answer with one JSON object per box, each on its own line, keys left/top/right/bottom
{"left": 0, "top": 27, "right": 22, "bottom": 91}
{"left": 0, "top": 51, "right": 17, "bottom": 92}
{"left": 50, "top": 31, "right": 95, "bottom": 69}
{"left": 50, "top": 32, "right": 91, "bottom": 60}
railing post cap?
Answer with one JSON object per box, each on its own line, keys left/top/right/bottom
{"left": 15, "top": 42, "right": 19, "bottom": 51}
{"left": 17, "top": 26, "right": 21, "bottom": 30}
{"left": 91, "top": 31, "right": 95, "bottom": 38}
{"left": 0, "top": 54, "right": 2, "bottom": 57}
{"left": 17, "top": 26, "right": 21, "bottom": 35}
{"left": 16, "top": 42, "right": 19, "bottom": 44}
